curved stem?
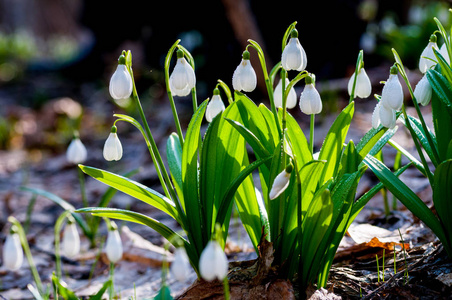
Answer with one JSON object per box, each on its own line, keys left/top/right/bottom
{"left": 217, "top": 80, "right": 233, "bottom": 104}
{"left": 177, "top": 44, "right": 198, "bottom": 112}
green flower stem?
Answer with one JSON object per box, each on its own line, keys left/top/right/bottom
{"left": 164, "top": 40, "right": 185, "bottom": 148}
{"left": 309, "top": 114, "right": 315, "bottom": 154}
{"left": 282, "top": 22, "right": 298, "bottom": 53}
{"left": 8, "top": 216, "right": 43, "bottom": 295}
{"left": 269, "top": 63, "right": 282, "bottom": 87}
{"left": 281, "top": 69, "right": 288, "bottom": 131}
{"left": 223, "top": 276, "right": 231, "bottom": 300}
{"left": 216, "top": 80, "right": 233, "bottom": 104}
{"left": 109, "top": 262, "right": 115, "bottom": 299}
{"left": 54, "top": 211, "right": 72, "bottom": 278}
{"left": 247, "top": 40, "right": 283, "bottom": 138}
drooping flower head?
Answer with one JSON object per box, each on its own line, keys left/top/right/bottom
{"left": 206, "top": 88, "right": 226, "bottom": 122}
{"left": 274, "top": 77, "right": 297, "bottom": 109}
{"left": 269, "top": 163, "right": 293, "bottom": 200}
{"left": 281, "top": 29, "right": 307, "bottom": 72}
{"left": 103, "top": 125, "right": 123, "bottom": 161}
{"left": 170, "top": 247, "right": 191, "bottom": 282}
{"left": 232, "top": 50, "right": 257, "bottom": 92}
{"left": 348, "top": 62, "right": 372, "bottom": 99}
{"left": 199, "top": 240, "right": 228, "bottom": 281}
{"left": 67, "top": 134, "right": 88, "bottom": 164}
{"left": 105, "top": 221, "right": 123, "bottom": 263}
{"left": 62, "top": 217, "right": 80, "bottom": 258}
{"left": 3, "top": 226, "right": 24, "bottom": 271}
{"left": 109, "top": 55, "right": 133, "bottom": 100}
{"left": 380, "top": 65, "right": 403, "bottom": 111}
{"left": 169, "top": 49, "right": 196, "bottom": 97}
{"left": 419, "top": 34, "right": 438, "bottom": 73}
{"left": 299, "top": 75, "right": 322, "bottom": 115}
{"left": 413, "top": 74, "right": 432, "bottom": 106}
{"left": 379, "top": 102, "right": 397, "bottom": 129}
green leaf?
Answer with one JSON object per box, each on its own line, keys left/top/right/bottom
{"left": 52, "top": 274, "right": 79, "bottom": 300}
{"left": 433, "top": 159, "right": 452, "bottom": 253}
{"left": 79, "top": 165, "right": 179, "bottom": 222}
{"left": 153, "top": 285, "right": 173, "bottom": 300}
{"left": 318, "top": 101, "right": 355, "bottom": 183}
{"left": 224, "top": 118, "right": 271, "bottom": 158}
{"left": 89, "top": 279, "right": 112, "bottom": 300}
{"left": 285, "top": 111, "right": 312, "bottom": 167}
{"left": 364, "top": 155, "right": 448, "bottom": 246}
{"left": 431, "top": 84, "right": 452, "bottom": 162}
{"left": 166, "top": 133, "right": 184, "bottom": 206}
{"left": 426, "top": 69, "right": 452, "bottom": 116}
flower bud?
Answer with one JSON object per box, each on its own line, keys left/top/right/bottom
{"left": 3, "top": 229, "right": 23, "bottom": 271}
{"left": 109, "top": 57, "right": 133, "bottom": 100}
{"left": 62, "top": 220, "right": 80, "bottom": 258}
{"left": 103, "top": 126, "right": 123, "bottom": 161}
{"left": 206, "top": 89, "right": 225, "bottom": 122}
{"left": 105, "top": 222, "right": 122, "bottom": 263}
{"left": 419, "top": 34, "right": 438, "bottom": 74}
{"left": 299, "top": 76, "right": 322, "bottom": 115}
{"left": 66, "top": 137, "right": 87, "bottom": 164}
{"left": 170, "top": 247, "right": 191, "bottom": 282}
{"left": 269, "top": 164, "right": 293, "bottom": 200}
{"left": 199, "top": 240, "right": 228, "bottom": 281}
{"left": 413, "top": 75, "right": 432, "bottom": 106}
{"left": 348, "top": 67, "right": 372, "bottom": 99}
{"left": 281, "top": 29, "right": 307, "bottom": 71}
{"left": 274, "top": 78, "right": 297, "bottom": 109}
{"left": 380, "top": 67, "right": 403, "bottom": 111}
{"left": 232, "top": 50, "right": 257, "bottom": 92}
{"left": 379, "top": 103, "right": 396, "bottom": 129}
{"left": 169, "top": 50, "right": 196, "bottom": 97}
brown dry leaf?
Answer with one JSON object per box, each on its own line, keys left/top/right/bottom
{"left": 335, "top": 237, "right": 409, "bottom": 262}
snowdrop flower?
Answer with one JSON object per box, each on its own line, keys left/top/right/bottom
{"left": 439, "top": 43, "right": 450, "bottom": 64}
{"left": 199, "top": 240, "right": 228, "bottom": 281}
{"left": 413, "top": 75, "right": 432, "bottom": 106}
{"left": 169, "top": 49, "right": 196, "bottom": 97}
{"left": 206, "top": 88, "right": 225, "bottom": 122}
{"left": 348, "top": 66, "right": 372, "bottom": 99}
{"left": 66, "top": 136, "right": 87, "bottom": 164}
{"left": 3, "top": 227, "right": 23, "bottom": 271}
{"left": 299, "top": 75, "right": 322, "bottom": 115}
{"left": 380, "top": 66, "right": 403, "bottom": 111}
{"left": 269, "top": 164, "right": 293, "bottom": 200}
{"left": 379, "top": 102, "right": 396, "bottom": 129}
{"left": 103, "top": 126, "right": 123, "bottom": 161}
{"left": 281, "top": 29, "right": 307, "bottom": 71}
{"left": 371, "top": 102, "right": 381, "bottom": 129}
{"left": 274, "top": 78, "right": 297, "bottom": 109}
{"left": 62, "top": 219, "right": 80, "bottom": 258}
{"left": 419, "top": 34, "right": 439, "bottom": 73}
{"left": 232, "top": 50, "right": 257, "bottom": 92}
{"left": 109, "top": 55, "right": 133, "bottom": 100}
{"left": 105, "top": 222, "right": 122, "bottom": 263}
{"left": 170, "top": 247, "right": 191, "bottom": 282}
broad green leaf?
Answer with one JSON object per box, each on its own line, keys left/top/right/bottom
{"left": 318, "top": 101, "right": 354, "bottom": 183}
{"left": 166, "top": 133, "right": 184, "bottom": 207}
{"left": 224, "top": 118, "right": 270, "bottom": 158}
{"left": 153, "top": 285, "right": 173, "bottom": 300}
{"left": 426, "top": 69, "right": 452, "bottom": 116}
{"left": 285, "top": 111, "right": 312, "bottom": 167}
{"left": 433, "top": 159, "right": 452, "bottom": 253}
{"left": 431, "top": 87, "right": 452, "bottom": 162}
{"left": 52, "top": 274, "right": 79, "bottom": 300}
{"left": 79, "top": 165, "right": 179, "bottom": 222}
{"left": 89, "top": 279, "right": 112, "bottom": 300}
{"left": 364, "top": 155, "right": 449, "bottom": 247}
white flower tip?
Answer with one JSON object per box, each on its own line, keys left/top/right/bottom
{"left": 299, "top": 84, "right": 322, "bottom": 115}
{"left": 269, "top": 170, "right": 291, "bottom": 200}
{"left": 103, "top": 132, "right": 123, "bottom": 161}
{"left": 109, "top": 64, "right": 133, "bottom": 100}
{"left": 3, "top": 233, "right": 24, "bottom": 271}
{"left": 169, "top": 58, "right": 196, "bottom": 97}
{"left": 232, "top": 59, "right": 257, "bottom": 92}
{"left": 62, "top": 223, "right": 80, "bottom": 258}
{"left": 105, "top": 228, "right": 123, "bottom": 263}
{"left": 170, "top": 247, "right": 191, "bottom": 282}
{"left": 67, "top": 138, "right": 88, "bottom": 164}
{"left": 199, "top": 241, "right": 228, "bottom": 281}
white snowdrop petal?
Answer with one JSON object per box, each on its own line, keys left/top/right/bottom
{"left": 419, "top": 41, "right": 438, "bottom": 73}
{"left": 347, "top": 72, "right": 356, "bottom": 97}
{"left": 171, "top": 248, "right": 191, "bottom": 282}
{"left": 67, "top": 138, "right": 87, "bottom": 164}
{"left": 299, "top": 84, "right": 322, "bottom": 115}
{"left": 206, "top": 95, "right": 225, "bottom": 122}
{"left": 413, "top": 75, "right": 432, "bottom": 106}
{"left": 199, "top": 241, "right": 217, "bottom": 281}
{"left": 440, "top": 43, "right": 450, "bottom": 64}
{"left": 356, "top": 69, "right": 372, "bottom": 98}
{"left": 109, "top": 65, "right": 133, "bottom": 100}
{"left": 169, "top": 58, "right": 196, "bottom": 97}
{"left": 62, "top": 223, "right": 80, "bottom": 258}
{"left": 213, "top": 243, "right": 228, "bottom": 280}
{"left": 274, "top": 78, "right": 297, "bottom": 109}
{"left": 232, "top": 59, "right": 256, "bottom": 92}
{"left": 105, "top": 229, "right": 123, "bottom": 263}
{"left": 380, "top": 74, "right": 403, "bottom": 111}
{"left": 282, "top": 38, "right": 304, "bottom": 71}
{"left": 379, "top": 104, "right": 396, "bottom": 129}
{"left": 269, "top": 170, "right": 291, "bottom": 200}
{"left": 372, "top": 102, "right": 381, "bottom": 129}
{"left": 103, "top": 133, "right": 122, "bottom": 161}
{"left": 3, "top": 233, "right": 23, "bottom": 271}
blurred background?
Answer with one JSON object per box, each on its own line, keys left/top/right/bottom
{"left": 0, "top": 0, "right": 450, "bottom": 170}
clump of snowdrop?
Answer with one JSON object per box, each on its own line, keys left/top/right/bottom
{"left": 109, "top": 55, "right": 133, "bottom": 100}
{"left": 348, "top": 63, "right": 372, "bottom": 99}
{"left": 61, "top": 218, "right": 80, "bottom": 258}
{"left": 380, "top": 65, "right": 404, "bottom": 111}
{"left": 232, "top": 50, "right": 257, "bottom": 92}
{"left": 299, "top": 75, "right": 322, "bottom": 115}
{"left": 413, "top": 75, "right": 432, "bottom": 106}
{"left": 206, "top": 88, "right": 226, "bottom": 122}
{"left": 199, "top": 240, "right": 228, "bottom": 281}
{"left": 274, "top": 77, "right": 297, "bottom": 109}
{"left": 3, "top": 226, "right": 24, "bottom": 271}
{"left": 105, "top": 221, "right": 123, "bottom": 263}
{"left": 103, "top": 125, "right": 123, "bottom": 161}
{"left": 419, "top": 34, "right": 439, "bottom": 73}
{"left": 170, "top": 247, "right": 191, "bottom": 282}
{"left": 269, "top": 163, "right": 293, "bottom": 200}
{"left": 169, "top": 49, "right": 196, "bottom": 97}
{"left": 281, "top": 29, "right": 307, "bottom": 72}
{"left": 66, "top": 135, "right": 87, "bottom": 164}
